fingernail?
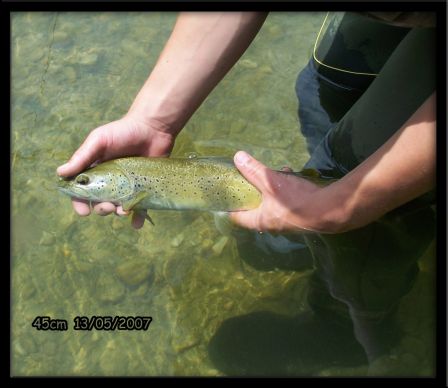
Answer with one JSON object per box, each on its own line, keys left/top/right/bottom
{"left": 234, "top": 151, "right": 251, "bottom": 167}
{"left": 56, "top": 163, "right": 68, "bottom": 175}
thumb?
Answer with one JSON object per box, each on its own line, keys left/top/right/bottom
{"left": 234, "top": 151, "right": 273, "bottom": 193}
{"left": 57, "top": 131, "right": 106, "bottom": 177}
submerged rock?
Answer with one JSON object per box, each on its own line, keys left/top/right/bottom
{"left": 95, "top": 272, "right": 125, "bottom": 304}
{"left": 115, "top": 259, "right": 153, "bottom": 287}
{"left": 99, "top": 340, "right": 129, "bottom": 375}
{"left": 171, "top": 232, "right": 185, "bottom": 248}
{"left": 39, "top": 231, "right": 55, "bottom": 246}
{"left": 239, "top": 59, "right": 258, "bottom": 69}
{"left": 13, "top": 336, "right": 38, "bottom": 356}
{"left": 78, "top": 50, "right": 98, "bottom": 65}
{"left": 212, "top": 236, "right": 229, "bottom": 256}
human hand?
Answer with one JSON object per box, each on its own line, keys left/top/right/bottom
{"left": 229, "top": 151, "right": 340, "bottom": 234}
{"left": 230, "top": 94, "right": 437, "bottom": 234}
{"left": 56, "top": 114, "right": 176, "bottom": 229}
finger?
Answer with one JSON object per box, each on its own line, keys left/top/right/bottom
{"left": 116, "top": 205, "right": 129, "bottom": 216}
{"left": 71, "top": 198, "right": 91, "bottom": 216}
{"left": 234, "top": 151, "right": 274, "bottom": 193}
{"left": 131, "top": 211, "right": 146, "bottom": 229}
{"left": 93, "top": 202, "right": 116, "bottom": 216}
{"left": 281, "top": 166, "right": 293, "bottom": 172}
{"left": 228, "top": 209, "right": 262, "bottom": 232}
{"left": 57, "top": 130, "right": 106, "bottom": 177}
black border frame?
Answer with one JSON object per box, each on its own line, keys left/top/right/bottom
{"left": 4, "top": 1, "right": 446, "bottom": 384}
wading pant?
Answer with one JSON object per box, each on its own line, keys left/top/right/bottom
{"left": 295, "top": 27, "right": 436, "bottom": 360}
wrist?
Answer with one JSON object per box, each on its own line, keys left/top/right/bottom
{"left": 302, "top": 184, "right": 354, "bottom": 234}
{"left": 119, "top": 112, "right": 177, "bottom": 157}
{"left": 124, "top": 106, "right": 181, "bottom": 139}
{"left": 126, "top": 73, "right": 191, "bottom": 137}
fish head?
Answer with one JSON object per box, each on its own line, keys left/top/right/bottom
{"left": 57, "top": 162, "right": 132, "bottom": 203}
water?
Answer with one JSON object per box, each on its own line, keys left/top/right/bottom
{"left": 11, "top": 12, "right": 436, "bottom": 376}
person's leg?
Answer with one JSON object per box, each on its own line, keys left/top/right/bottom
{"left": 232, "top": 229, "right": 314, "bottom": 272}
{"left": 303, "top": 26, "right": 436, "bottom": 363}
{"left": 306, "top": 206, "right": 435, "bottom": 362}
{"left": 209, "top": 25, "right": 436, "bottom": 377}
{"left": 295, "top": 59, "right": 337, "bottom": 154}
{"left": 207, "top": 61, "right": 371, "bottom": 376}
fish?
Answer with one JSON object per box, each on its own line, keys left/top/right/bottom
{"left": 57, "top": 156, "right": 263, "bottom": 224}
{"left": 57, "top": 156, "right": 336, "bottom": 225}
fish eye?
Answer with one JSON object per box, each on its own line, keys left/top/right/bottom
{"left": 76, "top": 174, "right": 90, "bottom": 185}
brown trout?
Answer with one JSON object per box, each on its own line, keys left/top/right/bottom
{"left": 57, "top": 156, "right": 336, "bottom": 225}
{"left": 57, "top": 156, "right": 262, "bottom": 217}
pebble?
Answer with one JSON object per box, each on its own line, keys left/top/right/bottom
{"left": 201, "top": 238, "right": 214, "bottom": 253}
{"left": 63, "top": 66, "right": 77, "bottom": 83}
{"left": 95, "top": 272, "right": 125, "bottom": 303}
{"left": 115, "top": 260, "right": 153, "bottom": 286}
{"left": 267, "top": 24, "right": 281, "bottom": 37}
{"left": 202, "top": 236, "right": 214, "bottom": 248}
{"left": 62, "top": 243, "right": 71, "bottom": 258}
{"left": 74, "top": 260, "right": 93, "bottom": 273}
{"left": 171, "top": 334, "right": 200, "bottom": 354}
{"left": 258, "top": 65, "right": 273, "bottom": 75}
{"left": 42, "top": 340, "right": 57, "bottom": 354}
{"left": 21, "top": 282, "right": 36, "bottom": 300}
{"left": 228, "top": 118, "right": 246, "bottom": 135}
{"left": 99, "top": 341, "right": 129, "bottom": 375}
{"left": 27, "top": 49, "right": 44, "bottom": 63}
{"left": 52, "top": 31, "right": 70, "bottom": 44}
{"left": 211, "top": 236, "right": 229, "bottom": 256}
{"left": 39, "top": 231, "right": 55, "bottom": 246}
{"left": 223, "top": 300, "right": 234, "bottom": 311}
{"left": 239, "top": 58, "right": 258, "bottom": 69}
{"left": 14, "top": 336, "right": 37, "bottom": 356}
{"left": 171, "top": 233, "right": 185, "bottom": 248}
{"left": 134, "top": 282, "right": 149, "bottom": 297}
{"left": 111, "top": 217, "right": 125, "bottom": 230}
{"left": 77, "top": 50, "right": 99, "bottom": 65}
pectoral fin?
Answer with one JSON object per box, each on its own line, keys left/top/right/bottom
{"left": 213, "top": 211, "right": 236, "bottom": 236}
{"left": 122, "top": 192, "right": 149, "bottom": 212}
{"left": 131, "top": 209, "right": 155, "bottom": 227}
{"left": 144, "top": 212, "right": 155, "bottom": 226}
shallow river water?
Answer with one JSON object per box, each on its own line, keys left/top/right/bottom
{"left": 11, "top": 12, "right": 436, "bottom": 376}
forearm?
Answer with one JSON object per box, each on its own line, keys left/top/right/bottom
{"left": 128, "top": 12, "right": 268, "bottom": 134}
{"left": 313, "top": 92, "right": 436, "bottom": 233}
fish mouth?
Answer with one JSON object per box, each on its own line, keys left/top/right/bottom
{"left": 56, "top": 185, "right": 77, "bottom": 196}
{"left": 56, "top": 180, "right": 90, "bottom": 199}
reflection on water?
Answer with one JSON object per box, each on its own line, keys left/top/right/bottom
{"left": 11, "top": 12, "right": 435, "bottom": 376}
